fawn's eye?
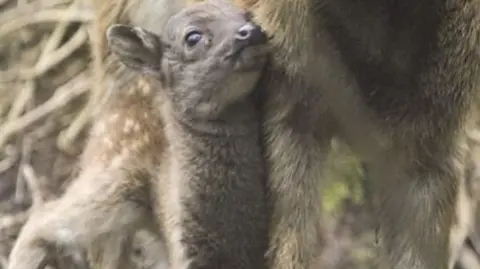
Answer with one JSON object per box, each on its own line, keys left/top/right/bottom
{"left": 184, "top": 30, "right": 203, "bottom": 47}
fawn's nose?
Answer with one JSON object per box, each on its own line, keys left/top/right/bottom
{"left": 235, "top": 22, "right": 267, "bottom": 46}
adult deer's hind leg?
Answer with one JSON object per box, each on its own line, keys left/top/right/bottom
{"left": 262, "top": 79, "right": 333, "bottom": 269}
{"left": 364, "top": 136, "right": 471, "bottom": 269}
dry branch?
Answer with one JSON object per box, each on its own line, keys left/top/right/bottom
{"left": 0, "top": 0, "right": 11, "bottom": 8}
{"left": 459, "top": 246, "right": 480, "bottom": 269}
{"left": 0, "top": 26, "right": 89, "bottom": 82}
{"left": 0, "top": 8, "right": 93, "bottom": 39}
{"left": 0, "top": 72, "right": 90, "bottom": 148}
{"left": 21, "top": 164, "right": 44, "bottom": 208}
{"left": 7, "top": 80, "right": 35, "bottom": 121}
{"left": 0, "top": 211, "right": 29, "bottom": 232}
{"left": 0, "top": 144, "right": 19, "bottom": 173}
{"left": 0, "top": 0, "right": 73, "bottom": 32}
{"left": 14, "top": 134, "right": 33, "bottom": 205}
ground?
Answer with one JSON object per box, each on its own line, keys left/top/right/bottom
{"left": 1, "top": 1, "right": 480, "bottom": 269}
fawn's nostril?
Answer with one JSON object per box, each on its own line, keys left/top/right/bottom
{"left": 235, "top": 23, "right": 267, "bottom": 46}
{"left": 236, "top": 23, "right": 254, "bottom": 40}
{"left": 238, "top": 29, "right": 251, "bottom": 39}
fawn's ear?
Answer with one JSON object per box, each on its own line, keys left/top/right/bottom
{"left": 107, "top": 24, "right": 164, "bottom": 77}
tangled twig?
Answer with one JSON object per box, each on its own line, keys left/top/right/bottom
{"left": 7, "top": 80, "right": 35, "bottom": 121}
{"left": 0, "top": 145, "right": 19, "bottom": 173}
{"left": 0, "top": 211, "right": 29, "bottom": 233}
{"left": 0, "top": 8, "right": 93, "bottom": 39}
{"left": 0, "top": 26, "right": 89, "bottom": 82}
{"left": 14, "top": 129, "right": 33, "bottom": 205}
{"left": 0, "top": 0, "right": 73, "bottom": 29}
{"left": 0, "top": 3, "right": 94, "bottom": 265}
{"left": 0, "top": 1, "right": 93, "bottom": 210}
{"left": 22, "top": 164, "right": 45, "bottom": 208}
{"left": 0, "top": 72, "right": 90, "bottom": 149}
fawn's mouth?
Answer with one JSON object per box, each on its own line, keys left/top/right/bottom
{"left": 226, "top": 45, "right": 248, "bottom": 62}
{"left": 231, "top": 42, "right": 268, "bottom": 58}
{"left": 231, "top": 45, "right": 269, "bottom": 71}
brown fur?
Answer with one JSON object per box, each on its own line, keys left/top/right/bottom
{"left": 81, "top": 1, "right": 201, "bottom": 267}
{"left": 105, "top": 1, "right": 270, "bottom": 267}
{"left": 7, "top": 69, "right": 164, "bottom": 269}
{"left": 57, "top": 0, "right": 199, "bottom": 154}
{"left": 8, "top": 2, "right": 270, "bottom": 269}
{"left": 8, "top": 1, "right": 197, "bottom": 269}
{"left": 89, "top": 0, "right": 202, "bottom": 95}
{"left": 231, "top": 0, "right": 480, "bottom": 269}
{"left": 7, "top": 1, "right": 201, "bottom": 269}
{"left": 9, "top": 0, "right": 480, "bottom": 269}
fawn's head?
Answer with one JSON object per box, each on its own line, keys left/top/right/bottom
{"left": 106, "top": 0, "right": 269, "bottom": 119}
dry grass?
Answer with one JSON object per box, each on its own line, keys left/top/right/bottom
{"left": 0, "top": 0, "right": 92, "bottom": 268}
{"left": 1, "top": 1, "right": 480, "bottom": 269}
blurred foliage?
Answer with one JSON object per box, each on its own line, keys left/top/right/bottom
{"left": 323, "top": 141, "right": 365, "bottom": 214}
